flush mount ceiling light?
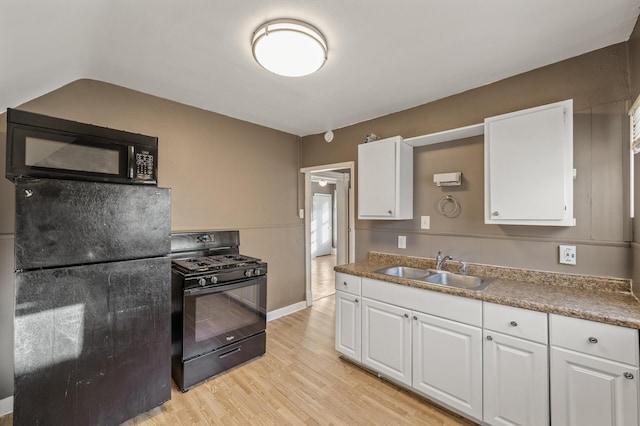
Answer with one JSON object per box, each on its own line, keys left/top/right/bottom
{"left": 252, "top": 19, "right": 328, "bottom": 77}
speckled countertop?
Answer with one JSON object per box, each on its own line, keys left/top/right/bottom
{"left": 334, "top": 252, "right": 640, "bottom": 329}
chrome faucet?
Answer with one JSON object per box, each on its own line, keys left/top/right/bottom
{"left": 436, "top": 250, "right": 453, "bottom": 270}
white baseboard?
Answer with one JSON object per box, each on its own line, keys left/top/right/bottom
{"left": 0, "top": 396, "right": 12, "bottom": 417}
{"left": 267, "top": 301, "right": 307, "bottom": 322}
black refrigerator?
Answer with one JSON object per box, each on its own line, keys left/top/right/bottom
{"left": 12, "top": 178, "right": 172, "bottom": 425}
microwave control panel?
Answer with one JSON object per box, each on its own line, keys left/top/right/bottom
{"left": 135, "top": 151, "right": 155, "bottom": 180}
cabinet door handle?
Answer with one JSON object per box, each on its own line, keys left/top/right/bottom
{"left": 509, "top": 321, "right": 518, "bottom": 327}
{"left": 624, "top": 372, "right": 635, "bottom": 380}
{"left": 486, "top": 335, "right": 493, "bottom": 341}
{"left": 588, "top": 337, "right": 598, "bottom": 344}
{"left": 343, "top": 282, "right": 348, "bottom": 286}
{"left": 388, "top": 210, "right": 393, "bottom": 215}
{"left": 404, "top": 313, "right": 409, "bottom": 318}
{"left": 492, "top": 211, "right": 499, "bottom": 217}
{"left": 355, "top": 298, "right": 359, "bottom": 303}
{"left": 413, "top": 316, "right": 417, "bottom": 320}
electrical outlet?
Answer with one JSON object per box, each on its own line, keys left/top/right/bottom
{"left": 559, "top": 245, "right": 576, "bottom": 265}
{"left": 398, "top": 235, "right": 407, "bottom": 249}
{"left": 421, "top": 216, "right": 430, "bottom": 230}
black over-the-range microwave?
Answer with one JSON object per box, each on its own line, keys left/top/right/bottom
{"left": 5, "top": 108, "right": 158, "bottom": 185}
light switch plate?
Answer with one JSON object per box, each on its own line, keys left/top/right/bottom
{"left": 398, "top": 235, "right": 407, "bottom": 249}
{"left": 559, "top": 245, "right": 576, "bottom": 265}
{"left": 421, "top": 216, "right": 430, "bottom": 230}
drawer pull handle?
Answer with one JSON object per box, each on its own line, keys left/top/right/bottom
{"left": 624, "top": 372, "right": 634, "bottom": 380}
{"left": 343, "top": 282, "right": 348, "bottom": 286}
{"left": 509, "top": 321, "right": 518, "bottom": 327}
{"left": 486, "top": 335, "right": 493, "bottom": 341}
{"left": 588, "top": 337, "right": 598, "bottom": 344}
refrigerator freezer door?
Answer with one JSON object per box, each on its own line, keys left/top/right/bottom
{"left": 13, "top": 257, "right": 171, "bottom": 426}
{"left": 15, "top": 179, "right": 171, "bottom": 270}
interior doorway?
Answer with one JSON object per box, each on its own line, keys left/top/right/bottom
{"left": 312, "top": 193, "right": 332, "bottom": 258}
{"left": 301, "top": 162, "right": 355, "bottom": 306}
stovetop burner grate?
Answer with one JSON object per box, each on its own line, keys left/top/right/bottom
{"left": 172, "top": 254, "right": 262, "bottom": 273}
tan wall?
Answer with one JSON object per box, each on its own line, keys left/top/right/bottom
{"left": 629, "top": 18, "right": 640, "bottom": 298}
{"left": 629, "top": 19, "right": 640, "bottom": 103}
{"left": 0, "top": 79, "right": 305, "bottom": 398}
{"left": 302, "top": 43, "right": 632, "bottom": 279}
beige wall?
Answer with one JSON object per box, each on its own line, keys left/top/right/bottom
{"left": 0, "top": 79, "right": 305, "bottom": 399}
{"left": 629, "top": 18, "right": 640, "bottom": 298}
{"left": 302, "top": 42, "right": 632, "bottom": 279}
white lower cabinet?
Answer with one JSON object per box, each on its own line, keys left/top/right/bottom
{"left": 483, "top": 302, "right": 549, "bottom": 426}
{"left": 413, "top": 311, "right": 482, "bottom": 420}
{"left": 550, "top": 347, "right": 639, "bottom": 426}
{"left": 483, "top": 331, "right": 549, "bottom": 426}
{"left": 361, "top": 298, "right": 412, "bottom": 386}
{"left": 334, "top": 273, "right": 640, "bottom": 426}
{"left": 335, "top": 291, "right": 361, "bottom": 361}
{"left": 550, "top": 314, "right": 640, "bottom": 426}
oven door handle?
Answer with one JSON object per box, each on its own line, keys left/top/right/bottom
{"left": 184, "top": 279, "right": 259, "bottom": 297}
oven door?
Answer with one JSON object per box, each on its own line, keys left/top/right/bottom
{"left": 182, "top": 276, "right": 266, "bottom": 361}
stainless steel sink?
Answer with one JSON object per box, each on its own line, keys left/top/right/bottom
{"left": 424, "top": 270, "right": 493, "bottom": 291}
{"left": 373, "top": 266, "right": 431, "bottom": 279}
{"left": 373, "top": 265, "right": 492, "bottom": 291}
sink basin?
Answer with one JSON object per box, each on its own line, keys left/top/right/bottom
{"left": 374, "top": 266, "right": 431, "bottom": 279}
{"left": 424, "top": 271, "right": 492, "bottom": 291}
{"left": 374, "top": 265, "right": 492, "bottom": 291}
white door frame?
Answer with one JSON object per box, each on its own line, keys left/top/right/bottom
{"left": 301, "top": 161, "right": 355, "bottom": 307}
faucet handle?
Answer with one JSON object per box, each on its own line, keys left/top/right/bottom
{"left": 461, "top": 261, "right": 468, "bottom": 275}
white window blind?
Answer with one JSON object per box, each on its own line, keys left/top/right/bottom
{"left": 631, "top": 95, "right": 640, "bottom": 154}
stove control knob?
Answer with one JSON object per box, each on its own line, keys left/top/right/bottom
{"left": 210, "top": 275, "right": 218, "bottom": 284}
{"left": 254, "top": 268, "right": 262, "bottom": 275}
{"left": 245, "top": 269, "right": 253, "bottom": 277}
{"left": 198, "top": 278, "right": 206, "bottom": 287}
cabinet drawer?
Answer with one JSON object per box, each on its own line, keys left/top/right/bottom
{"left": 550, "top": 314, "right": 639, "bottom": 366}
{"left": 484, "top": 302, "right": 548, "bottom": 344}
{"left": 335, "top": 272, "right": 361, "bottom": 295}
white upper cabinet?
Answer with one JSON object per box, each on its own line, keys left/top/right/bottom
{"left": 484, "top": 100, "right": 574, "bottom": 226}
{"left": 358, "top": 136, "right": 413, "bottom": 220}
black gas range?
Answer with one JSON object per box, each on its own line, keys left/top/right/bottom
{"left": 170, "top": 230, "right": 267, "bottom": 392}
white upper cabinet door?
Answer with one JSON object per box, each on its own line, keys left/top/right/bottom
{"left": 484, "top": 100, "right": 574, "bottom": 226}
{"left": 358, "top": 136, "right": 413, "bottom": 220}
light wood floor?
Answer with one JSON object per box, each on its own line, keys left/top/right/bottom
{"left": 312, "top": 254, "right": 336, "bottom": 301}
{"left": 1, "top": 297, "right": 475, "bottom": 426}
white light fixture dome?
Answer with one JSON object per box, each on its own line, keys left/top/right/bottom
{"left": 252, "top": 19, "right": 328, "bottom": 77}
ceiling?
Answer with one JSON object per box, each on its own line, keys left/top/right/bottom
{"left": 2, "top": 1, "right": 639, "bottom": 137}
